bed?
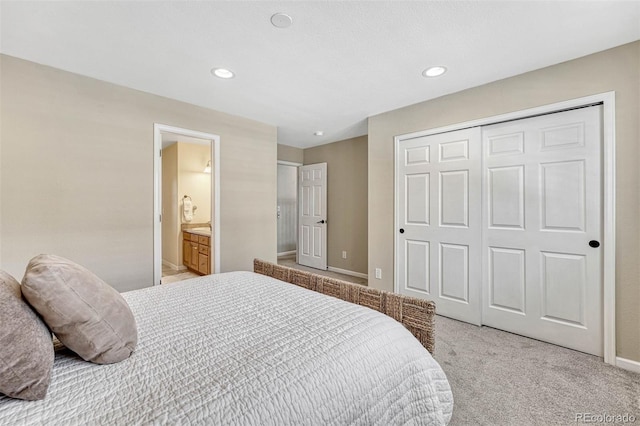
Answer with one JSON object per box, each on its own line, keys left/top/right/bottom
{"left": 0, "top": 260, "right": 453, "bottom": 425}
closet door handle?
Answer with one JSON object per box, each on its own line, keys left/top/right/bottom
{"left": 399, "top": 228, "right": 405, "bottom": 234}
{"left": 589, "top": 240, "right": 600, "bottom": 248}
{"left": 317, "top": 220, "right": 326, "bottom": 224}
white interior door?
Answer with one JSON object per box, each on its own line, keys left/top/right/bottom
{"left": 298, "top": 163, "right": 327, "bottom": 270}
{"left": 396, "top": 128, "right": 482, "bottom": 325}
{"left": 482, "top": 106, "right": 602, "bottom": 355}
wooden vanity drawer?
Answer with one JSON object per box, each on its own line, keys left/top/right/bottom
{"left": 190, "top": 233, "right": 200, "bottom": 242}
{"left": 198, "top": 235, "right": 209, "bottom": 245}
{"left": 199, "top": 245, "right": 209, "bottom": 255}
{"left": 198, "top": 253, "right": 209, "bottom": 275}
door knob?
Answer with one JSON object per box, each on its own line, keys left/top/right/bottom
{"left": 399, "top": 228, "right": 405, "bottom": 234}
{"left": 589, "top": 240, "right": 600, "bottom": 248}
{"left": 317, "top": 220, "right": 326, "bottom": 224}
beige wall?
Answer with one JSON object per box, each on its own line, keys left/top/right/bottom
{"left": 0, "top": 54, "right": 277, "bottom": 292}
{"left": 278, "top": 144, "right": 303, "bottom": 164}
{"left": 304, "top": 136, "right": 368, "bottom": 274}
{"left": 368, "top": 41, "right": 640, "bottom": 362}
{"left": 161, "top": 143, "right": 179, "bottom": 267}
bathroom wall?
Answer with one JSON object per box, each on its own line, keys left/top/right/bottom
{"left": 178, "top": 142, "right": 212, "bottom": 225}
{"left": 161, "top": 141, "right": 211, "bottom": 269}
{"left": 176, "top": 142, "right": 212, "bottom": 265}
{"left": 161, "top": 144, "right": 179, "bottom": 268}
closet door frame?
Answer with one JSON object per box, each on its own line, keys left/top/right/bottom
{"left": 393, "top": 91, "right": 616, "bottom": 366}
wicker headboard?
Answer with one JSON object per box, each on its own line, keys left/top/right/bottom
{"left": 253, "top": 259, "right": 436, "bottom": 354}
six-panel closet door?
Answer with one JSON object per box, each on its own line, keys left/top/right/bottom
{"left": 396, "top": 106, "right": 603, "bottom": 356}
{"left": 396, "top": 127, "right": 482, "bottom": 325}
{"left": 481, "top": 106, "right": 602, "bottom": 356}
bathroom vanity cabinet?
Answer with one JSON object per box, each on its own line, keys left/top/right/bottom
{"left": 182, "top": 230, "right": 210, "bottom": 275}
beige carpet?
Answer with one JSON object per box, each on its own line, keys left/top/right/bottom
{"left": 435, "top": 315, "right": 640, "bottom": 425}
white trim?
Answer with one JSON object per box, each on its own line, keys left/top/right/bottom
{"left": 213, "top": 133, "right": 221, "bottom": 278}
{"left": 277, "top": 160, "right": 303, "bottom": 167}
{"left": 615, "top": 357, "right": 640, "bottom": 374}
{"left": 327, "top": 266, "right": 368, "bottom": 280}
{"left": 161, "top": 260, "right": 186, "bottom": 271}
{"left": 394, "top": 92, "right": 616, "bottom": 366}
{"left": 153, "top": 123, "right": 221, "bottom": 287}
{"left": 396, "top": 94, "right": 609, "bottom": 141}
{"left": 601, "top": 93, "right": 616, "bottom": 366}
{"left": 277, "top": 250, "right": 296, "bottom": 257}
{"left": 394, "top": 139, "right": 400, "bottom": 295}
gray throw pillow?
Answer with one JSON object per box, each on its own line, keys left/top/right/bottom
{"left": 22, "top": 255, "right": 137, "bottom": 364}
{"left": 0, "top": 270, "right": 54, "bottom": 400}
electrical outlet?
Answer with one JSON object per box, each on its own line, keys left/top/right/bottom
{"left": 375, "top": 268, "right": 382, "bottom": 279}
{"left": 342, "top": 251, "right": 347, "bottom": 259}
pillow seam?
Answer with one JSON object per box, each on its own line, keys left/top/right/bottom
{"left": 56, "top": 267, "right": 128, "bottom": 350}
{"left": 35, "top": 265, "right": 129, "bottom": 358}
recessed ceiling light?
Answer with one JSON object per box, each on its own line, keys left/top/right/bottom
{"left": 211, "top": 68, "right": 235, "bottom": 79}
{"left": 314, "top": 131, "right": 324, "bottom": 136}
{"left": 271, "top": 13, "right": 293, "bottom": 28}
{"left": 422, "top": 66, "right": 447, "bottom": 78}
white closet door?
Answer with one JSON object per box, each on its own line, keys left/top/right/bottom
{"left": 397, "top": 128, "right": 482, "bottom": 325}
{"left": 482, "top": 106, "right": 602, "bottom": 355}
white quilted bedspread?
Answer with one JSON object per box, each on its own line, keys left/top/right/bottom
{"left": 0, "top": 271, "right": 453, "bottom": 425}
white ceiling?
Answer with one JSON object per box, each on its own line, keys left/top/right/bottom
{"left": 1, "top": 1, "right": 639, "bottom": 148}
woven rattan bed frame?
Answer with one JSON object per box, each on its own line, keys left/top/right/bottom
{"left": 253, "top": 259, "right": 436, "bottom": 354}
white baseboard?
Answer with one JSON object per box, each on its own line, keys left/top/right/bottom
{"left": 277, "top": 250, "right": 296, "bottom": 257}
{"left": 327, "top": 266, "right": 368, "bottom": 279}
{"left": 162, "top": 260, "right": 186, "bottom": 271}
{"left": 616, "top": 356, "right": 640, "bottom": 374}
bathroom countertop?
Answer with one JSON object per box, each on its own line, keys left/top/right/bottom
{"left": 184, "top": 228, "right": 211, "bottom": 237}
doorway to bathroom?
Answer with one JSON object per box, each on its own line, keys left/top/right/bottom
{"left": 277, "top": 161, "right": 301, "bottom": 263}
{"left": 153, "top": 124, "right": 220, "bottom": 286}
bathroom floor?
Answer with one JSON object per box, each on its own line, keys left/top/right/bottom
{"left": 161, "top": 265, "right": 199, "bottom": 285}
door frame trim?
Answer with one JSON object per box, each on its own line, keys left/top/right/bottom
{"left": 278, "top": 160, "right": 303, "bottom": 167}
{"left": 153, "top": 123, "right": 221, "bottom": 286}
{"left": 393, "top": 92, "right": 616, "bottom": 365}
